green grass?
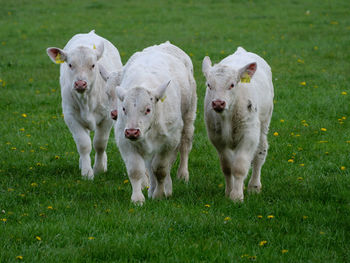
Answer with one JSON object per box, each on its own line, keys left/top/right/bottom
{"left": 1, "top": 0, "right": 350, "bottom": 262}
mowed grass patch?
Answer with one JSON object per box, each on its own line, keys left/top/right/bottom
{"left": 1, "top": 0, "right": 350, "bottom": 262}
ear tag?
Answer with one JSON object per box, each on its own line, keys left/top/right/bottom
{"left": 160, "top": 96, "right": 167, "bottom": 102}
{"left": 240, "top": 72, "right": 251, "bottom": 83}
{"left": 55, "top": 53, "right": 64, "bottom": 64}
{"left": 93, "top": 44, "right": 96, "bottom": 50}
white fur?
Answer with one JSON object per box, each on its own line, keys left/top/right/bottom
{"left": 112, "top": 42, "right": 197, "bottom": 204}
{"left": 202, "top": 47, "right": 274, "bottom": 202}
{"left": 46, "top": 30, "right": 122, "bottom": 180}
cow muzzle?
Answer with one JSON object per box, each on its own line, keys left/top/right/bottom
{"left": 212, "top": 100, "right": 226, "bottom": 113}
{"left": 74, "top": 80, "right": 87, "bottom": 93}
{"left": 125, "top": 128, "right": 141, "bottom": 140}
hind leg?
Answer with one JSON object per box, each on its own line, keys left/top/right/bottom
{"left": 177, "top": 92, "right": 196, "bottom": 182}
{"left": 248, "top": 128, "right": 269, "bottom": 193}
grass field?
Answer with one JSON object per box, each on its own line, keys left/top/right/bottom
{"left": 1, "top": 0, "right": 350, "bottom": 262}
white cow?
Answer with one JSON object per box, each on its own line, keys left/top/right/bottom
{"left": 46, "top": 30, "right": 122, "bottom": 180}
{"left": 108, "top": 41, "right": 197, "bottom": 204}
{"left": 202, "top": 47, "right": 274, "bottom": 202}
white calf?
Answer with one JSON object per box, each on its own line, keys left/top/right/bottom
{"left": 109, "top": 41, "right": 197, "bottom": 204}
{"left": 46, "top": 30, "right": 122, "bottom": 179}
{"left": 202, "top": 47, "right": 274, "bottom": 202}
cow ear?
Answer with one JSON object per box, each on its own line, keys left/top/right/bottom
{"left": 116, "top": 86, "right": 126, "bottom": 102}
{"left": 202, "top": 56, "right": 212, "bottom": 78}
{"left": 47, "top": 47, "right": 67, "bottom": 64}
{"left": 94, "top": 42, "right": 104, "bottom": 61}
{"left": 99, "top": 64, "right": 109, "bottom": 82}
{"left": 239, "top": 62, "right": 257, "bottom": 83}
{"left": 154, "top": 80, "right": 170, "bottom": 102}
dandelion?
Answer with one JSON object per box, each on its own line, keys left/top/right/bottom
{"left": 282, "top": 249, "right": 288, "bottom": 254}
{"left": 202, "top": 210, "right": 208, "bottom": 214}
{"left": 105, "top": 209, "right": 111, "bottom": 213}
{"left": 128, "top": 208, "right": 134, "bottom": 213}
{"left": 341, "top": 91, "right": 347, "bottom": 95}
{"left": 189, "top": 53, "right": 194, "bottom": 57}
{"left": 19, "top": 128, "right": 25, "bottom": 132}
{"left": 300, "top": 81, "right": 306, "bottom": 86}
{"left": 259, "top": 240, "right": 267, "bottom": 246}
{"left": 1, "top": 218, "right": 7, "bottom": 222}
{"left": 303, "top": 216, "right": 308, "bottom": 219}
{"left": 204, "top": 204, "right": 210, "bottom": 208}
{"left": 257, "top": 215, "right": 263, "bottom": 219}
{"left": 288, "top": 159, "right": 294, "bottom": 163}
{"left": 11, "top": 147, "right": 17, "bottom": 150}
{"left": 267, "top": 215, "right": 274, "bottom": 219}
{"left": 313, "top": 46, "right": 318, "bottom": 50}
{"left": 55, "top": 155, "right": 60, "bottom": 159}
{"left": 16, "top": 256, "right": 23, "bottom": 260}
{"left": 330, "top": 21, "right": 339, "bottom": 25}
{"left": 341, "top": 166, "right": 346, "bottom": 171}
{"left": 320, "top": 128, "right": 327, "bottom": 132}
{"left": 300, "top": 164, "right": 305, "bottom": 167}
{"left": 224, "top": 216, "right": 231, "bottom": 221}
{"left": 88, "top": 236, "right": 95, "bottom": 240}
{"left": 220, "top": 50, "right": 225, "bottom": 54}
{"left": 47, "top": 206, "right": 53, "bottom": 210}
{"left": 35, "top": 236, "right": 41, "bottom": 241}
{"left": 297, "top": 58, "right": 304, "bottom": 64}
{"left": 123, "top": 179, "right": 129, "bottom": 184}
{"left": 30, "top": 182, "right": 38, "bottom": 187}
{"left": 280, "top": 119, "right": 285, "bottom": 123}
{"left": 218, "top": 183, "right": 224, "bottom": 188}
{"left": 298, "top": 177, "right": 303, "bottom": 180}
{"left": 8, "top": 188, "right": 14, "bottom": 192}
{"left": 21, "top": 113, "right": 27, "bottom": 118}
{"left": 273, "top": 132, "right": 279, "bottom": 136}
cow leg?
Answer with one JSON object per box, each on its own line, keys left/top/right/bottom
{"left": 65, "top": 114, "right": 93, "bottom": 180}
{"left": 151, "top": 153, "right": 173, "bottom": 199}
{"left": 93, "top": 119, "right": 112, "bottom": 174}
{"left": 249, "top": 127, "right": 269, "bottom": 193}
{"left": 230, "top": 132, "right": 259, "bottom": 202}
{"left": 177, "top": 94, "right": 196, "bottom": 182}
{"left": 124, "top": 154, "right": 146, "bottom": 204}
{"left": 218, "top": 149, "right": 234, "bottom": 198}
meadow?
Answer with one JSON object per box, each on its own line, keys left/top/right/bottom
{"left": 1, "top": 0, "right": 350, "bottom": 262}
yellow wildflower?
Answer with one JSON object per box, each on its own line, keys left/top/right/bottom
{"left": 35, "top": 236, "right": 41, "bottom": 241}
{"left": 320, "top": 128, "right": 327, "bottom": 131}
{"left": 300, "top": 81, "right": 306, "bottom": 86}
{"left": 224, "top": 216, "right": 231, "bottom": 221}
{"left": 16, "top": 256, "right": 23, "bottom": 260}
{"left": 123, "top": 179, "right": 129, "bottom": 184}
{"left": 341, "top": 91, "right": 347, "bottom": 95}
{"left": 280, "top": 119, "right": 285, "bottom": 123}
{"left": 341, "top": 166, "right": 346, "bottom": 171}
{"left": 288, "top": 159, "right": 294, "bottom": 163}
{"left": 21, "top": 113, "right": 27, "bottom": 118}
{"left": 282, "top": 249, "right": 288, "bottom": 254}
{"left": 259, "top": 240, "right": 267, "bottom": 246}
{"left": 204, "top": 204, "right": 210, "bottom": 208}
{"left": 273, "top": 132, "right": 279, "bottom": 136}
{"left": 88, "top": 236, "right": 95, "bottom": 240}
{"left": 47, "top": 206, "right": 53, "bottom": 210}
{"left": 257, "top": 215, "right": 263, "bottom": 219}
{"left": 267, "top": 215, "right": 274, "bottom": 219}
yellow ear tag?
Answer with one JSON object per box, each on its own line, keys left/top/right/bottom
{"left": 93, "top": 44, "right": 96, "bottom": 50}
{"left": 160, "top": 96, "right": 166, "bottom": 102}
{"left": 240, "top": 72, "right": 251, "bottom": 83}
{"left": 55, "top": 53, "right": 64, "bottom": 64}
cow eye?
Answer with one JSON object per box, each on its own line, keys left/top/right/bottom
{"left": 91, "top": 64, "right": 95, "bottom": 69}
{"left": 69, "top": 64, "right": 72, "bottom": 68}
{"left": 207, "top": 83, "right": 211, "bottom": 89}
{"left": 122, "top": 107, "right": 126, "bottom": 113}
{"left": 145, "top": 108, "right": 151, "bottom": 115}
{"left": 229, "top": 83, "right": 234, "bottom": 89}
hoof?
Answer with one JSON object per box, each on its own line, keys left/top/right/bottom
{"left": 131, "top": 193, "right": 145, "bottom": 205}
{"left": 177, "top": 169, "right": 189, "bottom": 182}
{"left": 248, "top": 184, "right": 262, "bottom": 193}
{"left": 229, "top": 191, "right": 244, "bottom": 202}
{"left": 82, "top": 168, "right": 94, "bottom": 180}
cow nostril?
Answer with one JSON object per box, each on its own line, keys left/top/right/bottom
{"left": 125, "top": 129, "right": 141, "bottom": 139}
{"left": 110, "top": 110, "right": 118, "bottom": 120}
{"left": 212, "top": 100, "right": 226, "bottom": 112}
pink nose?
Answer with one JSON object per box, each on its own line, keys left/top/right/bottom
{"left": 212, "top": 100, "right": 226, "bottom": 112}
{"left": 125, "top": 129, "right": 141, "bottom": 140}
{"left": 110, "top": 110, "right": 118, "bottom": 120}
{"left": 74, "top": 80, "right": 87, "bottom": 92}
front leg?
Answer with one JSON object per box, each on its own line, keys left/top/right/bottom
{"left": 65, "top": 113, "right": 93, "bottom": 180}
{"left": 218, "top": 149, "right": 234, "bottom": 198}
{"left": 93, "top": 119, "right": 113, "bottom": 174}
{"left": 151, "top": 152, "right": 173, "bottom": 199}
{"left": 124, "top": 153, "right": 146, "bottom": 204}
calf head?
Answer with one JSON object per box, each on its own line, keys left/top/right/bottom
{"left": 202, "top": 56, "right": 257, "bottom": 113}
{"left": 47, "top": 42, "right": 104, "bottom": 94}
{"left": 116, "top": 81, "right": 170, "bottom": 141}
{"left": 99, "top": 65, "right": 123, "bottom": 120}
